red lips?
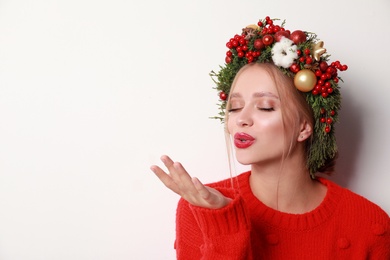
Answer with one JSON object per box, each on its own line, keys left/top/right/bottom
{"left": 234, "top": 132, "right": 255, "bottom": 149}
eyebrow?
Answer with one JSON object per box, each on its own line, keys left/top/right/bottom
{"left": 230, "top": 91, "right": 279, "bottom": 99}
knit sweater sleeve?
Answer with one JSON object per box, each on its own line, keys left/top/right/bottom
{"left": 175, "top": 187, "right": 252, "bottom": 260}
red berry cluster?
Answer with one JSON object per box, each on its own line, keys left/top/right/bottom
{"left": 224, "top": 16, "right": 288, "bottom": 65}
{"left": 310, "top": 60, "right": 348, "bottom": 98}
{"left": 296, "top": 49, "right": 314, "bottom": 66}
{"left": 320, "top": 108, "right": 336, "bottom": 133}
{"left": 225, "top": 35, "right": 261, "bottom": 64}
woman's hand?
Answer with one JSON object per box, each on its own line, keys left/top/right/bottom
{"left": 150, "top": 155, "right": 231, "bottom": 209}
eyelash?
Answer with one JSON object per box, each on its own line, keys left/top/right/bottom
{"left": 258, "top": 107, "right": 274, "bottom": 112}
{"left": 228, "top": 108, "right": 241, "bottom": 113}
{"left": 228, "top": 107, "right": 274, "bottom": 112}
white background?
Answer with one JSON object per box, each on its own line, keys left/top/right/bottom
{"left": 0, "top": 0, "right": 389, "bottom": 259}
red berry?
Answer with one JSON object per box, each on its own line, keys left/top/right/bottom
{"left": 225, "top": 56, "right": 232, "bottom": 64}
{"left": 342, "top": 65, "right": 348, "bottom": 71}
{"left": 289, "top": 63, "right": 300, "bottom": 73}
{"left": 326, "top": 118, "right": 333, "bottom": 124}
{"left": 330, "top": 110, "right": 336, "bottom": 116}
{"left": 315, "top": 70, "right": 322, "bottom": 77}
{"left": 333, "top": 77, "right": 339, "bottom": 83}
{"left": 219, "top": 91, "right": 227, "bottom": 100}
{"left": 325, "top": 126, "right": 331, "bottom": 133}
{"left": 239, "top": 38, "right": 246, "bottom": 45}
{"left": 237, "top": 51, "right": 244, "bottom": 58}
{"left": 306, "top": 57, "right": 313, "bottom": 64}
{"left": 226, "top": 42, "right": 233, "bottom": 49}
{"left": 327, "top": 67, "right": 335, "bottom": 75}
{"left": 320, "top": 118, "right": 326, "bottom": 123}
{"left": 297, "top": 50, "right": 302, "bottom": 56}
{"left": 304, "top": 49, "right": 311, "bottom": 55}
{"left": 321, "top": 92, "right": 328, "bottom": 98}
{"left": 258, "top": 21, "right": 263, "bottom": 27}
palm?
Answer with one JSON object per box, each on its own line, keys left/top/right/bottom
{"left": 150, "top": 155, "right": 231, "bottom": 209}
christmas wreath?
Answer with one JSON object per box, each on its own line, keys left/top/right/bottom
{"left": 210, "top": 16, "right": 348, "bottom": 175}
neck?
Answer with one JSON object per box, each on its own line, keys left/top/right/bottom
{"left": 249, "top": 153, "right": 326, "bottom": 214}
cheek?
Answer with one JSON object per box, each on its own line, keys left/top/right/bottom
{"left": 226, "top": 115, "right": 235, "bottom": 134}
{"left": 255, "top": 115, "right": 284, "bottom": 132}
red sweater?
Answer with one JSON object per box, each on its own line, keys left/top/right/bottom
{"left": 175, "top": 171, "right": 390, "bottom": 259}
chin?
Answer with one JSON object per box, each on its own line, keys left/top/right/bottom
{"left": 235, "top": 151, "right": 281, "bottom": 166}
{"left": 235, "top": 154, "right": 259, "bottom": 165}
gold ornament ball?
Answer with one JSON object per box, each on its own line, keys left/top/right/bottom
{"left": 294, "top": 69, "right": 317, "bottom": 92}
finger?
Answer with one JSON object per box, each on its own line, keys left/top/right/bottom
{"left": 161, "top": 155, "right": 195, "bottom": 190}
{"left": 150, "top": 165, "right": 180, "bottom": 194}
{"left": 172, "top": 162, "right": 199, "bottom": 194}
{"left": 192, "top": 177, "right": 211, "bottom": 200}
{"left": 160, "top": 155, "right": 175, "bottom": 174}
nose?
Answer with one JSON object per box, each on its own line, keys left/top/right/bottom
{"left": 237, "top": 108, "right": 253, "bottom": 127}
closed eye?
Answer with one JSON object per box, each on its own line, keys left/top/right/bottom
{"left": 258, "top": 107, "right": 274, "bottom": 111}
{"left": 228, "top": 108, "right": 242, "bottom": 113}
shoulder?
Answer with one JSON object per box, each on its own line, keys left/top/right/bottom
{"left": 320, "top": 178, "right": 390, "bottom": 238}
{"left": 320, "top": 178, "right": 389, "bottom": 221}
{"left": 321, "top": 178, "right": 389, "bottom": 221}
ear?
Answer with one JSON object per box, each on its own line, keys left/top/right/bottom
{"left": 297, "top": 120, "right": 312, "bottom": 142}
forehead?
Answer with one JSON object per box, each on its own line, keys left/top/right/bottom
{"left": 232, "top": 65, "right": 278, "bottom": 96}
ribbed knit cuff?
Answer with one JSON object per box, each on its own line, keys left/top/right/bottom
{"left": 189, "top": 188, "right": 251, "bottom": 236}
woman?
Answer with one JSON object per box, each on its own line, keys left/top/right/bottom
{"left": 150, "top": 16, "right": 390, "bottom": 259}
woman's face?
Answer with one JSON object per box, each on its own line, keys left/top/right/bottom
{"left": 227, "top": 65, "right": 288, "bottom": 166}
